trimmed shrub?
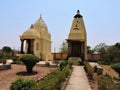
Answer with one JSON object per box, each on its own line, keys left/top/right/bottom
{"left": 62, "top": 66, "right": 70, "bottom": 77}
{"left": 37, "top": 66, "right": 70, "bottom": 90}
{"left": 20, "top": 54, "right": 40, "bottom": 73}
{"left": 45, "top": 62, "right": 50, "bottom": 67}
{"left": 68, "top": 60, "right": 73, "bottom": 69}
{"left": 84, "top": 62, "right": 94, "bottom": 79}
{"left": 59, "top": 61, "right": 67, "bottom": 70}
{"left": 10, "top": 78, "right": 37, "bottom": 90}
{"left": 11, "top": 57, "right": 20, "bottom": 64}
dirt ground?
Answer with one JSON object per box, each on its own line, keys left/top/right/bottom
{"left": 0, "top": 64, "right": 56, "bottom": 90}
{"left": 101, "top": 65, "right": 119, "bottom": 79}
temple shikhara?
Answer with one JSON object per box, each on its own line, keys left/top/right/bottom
{"left": 67, "top": 10, "right": 87, "bottom": 63}
{"left": 20, "top": 16, "right": 52, "bottom": 61}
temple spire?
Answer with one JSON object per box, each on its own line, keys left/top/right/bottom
{"left": 77, "top": 10, "right": 80, "bottom": 14}
{"left": 74, "top": 10, "right": 82, "bottom": 18}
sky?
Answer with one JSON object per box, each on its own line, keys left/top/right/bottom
{"left": 0, "top": 0, "right": 120, "bottom": 52}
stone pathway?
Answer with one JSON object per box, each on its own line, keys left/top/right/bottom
{"left": 66, "top": 66, "right": 91, "bottom": 90}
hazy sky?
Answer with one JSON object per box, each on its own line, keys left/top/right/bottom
{"left": 0, "top": 0, "right": 120, "bottom": 52}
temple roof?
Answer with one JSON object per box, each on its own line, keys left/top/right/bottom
{"left": 21, "top": 15, "right": 50, "bottom": 39}
{"left": 22, "top": 28, "right": 40, "bottom": 38}
{"left": 74, "top": 10, "right": 83, "bottom": 18}
{"left": 33, "top": 15, "right": 48, "bottom": 31}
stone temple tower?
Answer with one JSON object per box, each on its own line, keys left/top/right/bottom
{"left": 20, "top": 16, "right": 52, "bottom": 61}
{"left": 67, "top": 10, "right": 87, "bottom": 62}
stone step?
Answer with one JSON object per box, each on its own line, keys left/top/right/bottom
{"left": 68, "top": 57, "right": 82, "bottom": 65}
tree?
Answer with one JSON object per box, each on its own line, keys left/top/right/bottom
{"left": 104, "top": 43, "right": 120, "bottom": 63}
{"left": 87, "top": 46, "right": 94, "bottom": 54}
{"left": 20, "top": 54, "right": 40, "bottom": 73}
{"left": 93, "top": 43, "right": 107, "bottom": 59}
{"left": 2, "top": 46, "right": 12, "bottom": 52}
{"left": 60, "top": 41, "right": 68, "bottom": 53}
{"left": 115, "top": 42, "right": 120, "bottom": 48}
{"left": 2, "top": 46, "right": 12, "bottom": 57}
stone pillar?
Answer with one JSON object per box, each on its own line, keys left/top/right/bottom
{"left": 20, "top": 39, "right": 24, "bottom": 54}
{"left": 31, "top": 39, "right": 34, "bottom": 54}
{"left": 67, "top": 41, "right": 72, "bottom": 57}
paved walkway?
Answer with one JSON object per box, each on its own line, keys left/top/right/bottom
{"left": 66, "top": 66, "right": 91, "bottom": 90}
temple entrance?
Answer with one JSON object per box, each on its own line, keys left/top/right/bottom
{"left": 71, "top": 42, "right": 81, "bottom": 57}
{"left": 67, "top": 40, "right": 84, "bottom": 60}
{"left": 26, "top": 39, "right": 34, "bottom": 54}
{"left": 20, "top": 39, "right": 34, "bottom": 54}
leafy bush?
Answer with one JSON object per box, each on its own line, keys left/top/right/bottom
{"left": 94, "top": 65, "right": 97, "bottom": 72}
{"left": 10, "top": 78, "right": 37, "bottom": 90}
{"left": 97, "top": 68, "right": 103, "bottom": 75}
{"left": 98, "top": 59, "right": 112, "bottom": 65}
{"left": 37, "top": 66, "right": 70, "bottom": 90}
{"left": 68, "top": 60, "right": 73, "bottom": 69}
{"left": 45, "top": 62, "right": 50, "bottom": 67}
{"left": 98, "top": 75, "right": 117, "bottom": 90}
{"left": 94, "top": 65, "right": 103, "bottom": 75}
{"left": 0, "top": 51, "right": 4, "bottom": 59}
{"left": 111, "top": 63, "right": 120, "bottom": 77}
{"left": 59, "top": 61, "right": 67, "bottom": 70}
{"left": 11, "top": 57, "right": 20, "bottom": 64}
{"left": 20, "top": 54, "right": 40, "bottom": 73}
{"left": 84, "top": 62, "right": 94, "bottom": 79}
{"left": 115, "top": 82, "right": 120, "bottom": 90}
{"left": 62, "top": 66, "right": 70, "bottom": 77}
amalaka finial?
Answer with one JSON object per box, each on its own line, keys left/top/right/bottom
{"left": 30, "top": 24, "right": 34, "bottom": 28}
{"left": 77, "top": 10, "right": 80, "bottom": 14}
{"left": 40, "top": 14, "right": 42, "bottom": 19}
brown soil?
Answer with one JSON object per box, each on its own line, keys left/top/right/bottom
{"left": 89, "top": 73, "right": 98, "bottom": 90}
{"left": 0, "top": 64, "right": 56, "bottom": 90}
{"left": 101, "top": 65, "right": 119, "bottom": 79}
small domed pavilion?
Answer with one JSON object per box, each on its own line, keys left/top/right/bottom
{"left": 20, "top": 16, "right": 52, "bottom": 61}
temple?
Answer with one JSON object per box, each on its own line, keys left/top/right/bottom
{"left": 20, "top": 16, "right": 52, "bottom": 61}
{"left": 67, "top": 10, "right": 87, "bottom": 62}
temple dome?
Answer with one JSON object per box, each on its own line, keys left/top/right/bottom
{"left": 33, "top": 16, "right": 48, "bottom": 32}
{"left": 22, "top": 28, "right": 40, "bottom": 38}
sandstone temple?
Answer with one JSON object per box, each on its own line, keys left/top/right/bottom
{"left": 20, "top": 16, "right": 52, "bottom": 61}
{"left": 20, "top": 10, "right": 87, "bottom": 62}
{"left": 67, "top": 10, "right": 87, "bottom": 63}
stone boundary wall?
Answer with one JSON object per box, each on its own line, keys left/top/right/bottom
{"left": 0, "top": 64, "right": 11, "bottom": 70}
{"left": 51, "top": 53, "right": 101, "bottom": 60}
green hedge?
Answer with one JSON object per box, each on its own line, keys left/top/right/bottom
{"left": 84, "top": 62, "right": 94, "bottom": 79}
{"left": 10, "top": 78, "right": 37, "bottom": 90}
{"left": 37, "top": 66, "right": 70, "bottom": 90}
{"left": 59, "top": 61, "right": 68, "bottom": 70}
